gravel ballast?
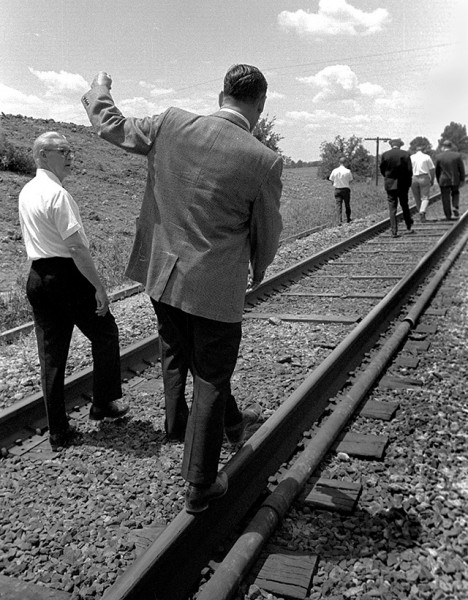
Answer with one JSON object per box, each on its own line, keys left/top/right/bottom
{"left": 1, "top": 199, "right": 467, "bottom": 599}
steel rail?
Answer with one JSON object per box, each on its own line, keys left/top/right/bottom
{"left": 100, "top": 214, "right": 468, "bottom": 600}
{"left": 197, "top": 223, "right": 468, "bottom": 600}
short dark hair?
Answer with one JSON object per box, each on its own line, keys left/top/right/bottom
{"left": 223, "top": 64, "right": 267, "bottom": 102}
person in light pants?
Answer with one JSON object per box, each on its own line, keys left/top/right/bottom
{"left": 410, "top": 144, "right": 435, "bottom": 222}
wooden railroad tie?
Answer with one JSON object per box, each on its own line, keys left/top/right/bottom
{"left": 378, "top": 374, "right": 423, "bottom": 390}
{"left": 413, "top": 322, "right": 438, "bottom": 334}
{"left": 253, "top": 547, "right": 319, "bottom": 600}
{"left": 333, "top": 432, "right": 389, "bottom": 460}
{"left": 359, "top": 399, "right": 400, "bottom": 421}
{"left": 302, "top": 477, "right": 362, "bottom": 513}
{"left": 281, "top": 292, "right": 386, "bottom": 299}
{"left": 404, "top": 339, "right": 431, "bottom": 354}
{"left": 424, "top": 308, "right": 447, "bottom": 316}
{"left": 394, "top": 354, "right": 420, "bottom": 369}
{"left": 243, "top": 313, "right": 361, "bottom": 324}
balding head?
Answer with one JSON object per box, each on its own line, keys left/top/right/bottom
{"left": 33, "top": 132, "right": 69, "bottom": 165}
{"left": 32, "top": 131, "right": 73, "bottom": 182}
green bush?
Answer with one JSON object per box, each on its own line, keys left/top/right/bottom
{"left": 0, "top": 141, "right": 35, "bottom": 174}
{"left": 317, "top": 135, "right": 373, "bottom": 180}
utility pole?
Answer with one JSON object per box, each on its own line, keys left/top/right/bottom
{"left": 365, "top": 137, "right": 391, "bottom": 185}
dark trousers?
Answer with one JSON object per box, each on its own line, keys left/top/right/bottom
{"left": 440, "top": 185, "right": 460, "bottom": 219}
{"left": 151, "top": 300, "right": 243, "bottom": 485}
{"left": 26, "top": 258, "right": 122, "bottom": 436}
{"left": 386, "top": 187, "right": 413, "bottom": 234}
{"left": 334, "top": 188, "right": 351, "bottom": 223}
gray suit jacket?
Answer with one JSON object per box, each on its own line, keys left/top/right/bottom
{"left": 82, "top": 86, "right": 283, "bottom": 322}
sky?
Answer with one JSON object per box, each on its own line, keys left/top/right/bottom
{"left": 1, "top": 0, "right": 467, "bottom": 161}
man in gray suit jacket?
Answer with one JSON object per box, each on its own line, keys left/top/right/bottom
{"left": 82, "top": 64, "right": 283, "bottom": 512}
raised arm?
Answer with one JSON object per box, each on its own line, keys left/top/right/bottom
{"left": 82, "top": 71, "right": 164, "bottom": 155}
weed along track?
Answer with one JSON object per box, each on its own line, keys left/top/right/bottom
{"left": 1, "top": 200, "right": 468, "bottom": 599}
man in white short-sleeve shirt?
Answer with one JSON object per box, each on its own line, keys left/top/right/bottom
{"left": 18, "top": 132, "right": 128, "bottom": 450}
{"left": 410, "top": 144, "right": 435, "bottom": 222}
{"left": 329, "top": 157, "right": 353, "bottom": 225}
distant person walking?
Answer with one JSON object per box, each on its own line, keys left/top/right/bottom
{"left": 380, "top": 138, "right": 413, "bottom": 237}
{"left": 329, "top": 157, "right": 353, "bottom": 225}
{"left": 18, "top": 132, "right": 129, "bottom": 451}
{"left": 435, "top": 140, "right": 465, "bottom": 220}
{"left": 410, "top": 144, "right": 435, "bottom": 223}
{"left": 82, "top": 65, "right": 283, "bottom": 513}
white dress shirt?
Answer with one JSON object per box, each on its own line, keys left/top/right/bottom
{"left": 19, "top": 168, "right": 88, "bottom": 260}
{"left": 411, "top": 151, "right": 435, "bottom": 176}
{"left": 329, "top": 165, "right": 353, "bottom": 188}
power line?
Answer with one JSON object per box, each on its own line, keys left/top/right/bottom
{"left": 171, "top": 42, "right": 455, "bottom": 93}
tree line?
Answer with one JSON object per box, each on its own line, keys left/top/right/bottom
{"left": 2, "top": 113, "right": 467, "bottom": 179}
{"left": 253, "top": 117, "right": 468, "bottom": 179}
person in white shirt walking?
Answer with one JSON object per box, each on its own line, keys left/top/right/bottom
{"left": 410, "top": 144, "right": 435, "bottom": 222}
{"left": 329, "top": 157, "right": 353, "bottom": 225}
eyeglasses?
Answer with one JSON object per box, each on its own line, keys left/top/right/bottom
{"left": 44, "top": 147, "right": 75, "bottom": 159}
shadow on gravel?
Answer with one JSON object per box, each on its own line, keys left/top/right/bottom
{"left": 290, "top": 504, "right": 423, "bottom": 561}
{"left": 76, "top": 418, "right": 169, "bottom": 458}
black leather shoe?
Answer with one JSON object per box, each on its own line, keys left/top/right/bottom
{"left": 225, "top": 403, "right": 262, "bottom": 444}
{"left": 185, "top": 472, "right": 228, "bottom": 513}
{"left": 49, "top": 423, "right": 81, "bottom": 451}
{"left": 89, "top": 400, "right": 129, "bottom": 421}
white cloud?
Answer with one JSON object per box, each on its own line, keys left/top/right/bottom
{"left": 0, "top": 83, "right": 45, "bottom": 110}
{"left": 298, "top": 65, "right": 384, "bottom": 103}
{"left": 358, "top": 82, "right": 384, "bottom": 97}
{"left": 374, "top": 90, "right": 410, "bottom": 109}
{"left": 286, "top": 108, "right": 374, "bottom": 128}
{"left": 278, "top": 0, "right": 389, "bottom": 37}
{"left": 139, "top": 81, "right": 175, "bottom": 97}
{"left": 119, "top": 94, "right": 214, "bottom": 118}
{"left": 29, "top": 68, "right": 89, "bottom": 94}
{"left": 0, "top": 82, "right": 90, "bottom": 125}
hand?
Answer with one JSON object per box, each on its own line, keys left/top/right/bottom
{"left": 91, "top": 71, "right": 112, "bottom": 90}
{"left": 246, "top": 268, "right": 265, "bottom": 293}
{"left": 95, "top": 287, "right": 110, "bottom": 317}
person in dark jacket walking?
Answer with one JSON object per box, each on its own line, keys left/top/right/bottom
{"left": 380, "top": 138, "right": 413, "bottom": 237}
{"left": 435, "top": 140, "right": 466, "bottom": 220}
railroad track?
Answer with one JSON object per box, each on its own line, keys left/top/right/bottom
{"left": 1, "top": 199, "right": 468, "bottom": 599}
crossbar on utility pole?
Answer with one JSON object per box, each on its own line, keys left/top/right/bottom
{"left": 365, "top": 136, "right": 391, "bottom": 185}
